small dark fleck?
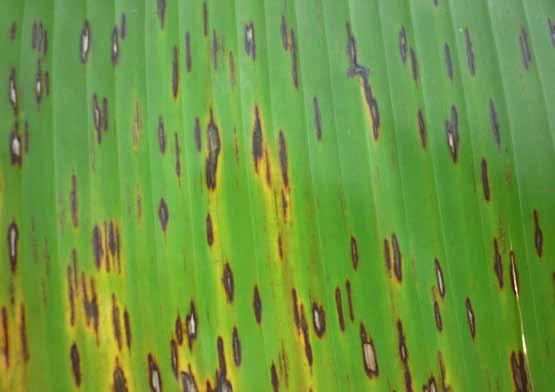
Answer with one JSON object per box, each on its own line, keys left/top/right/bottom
{"left": 465, "top": 297, "right": 476, "bottom": 340}
{"left": 345, "top": 279, "right": 354, "bottom": 321}
{"left": 445, "top": 105, "right": 459, "bottom": 163}
{"left": 175, "top": 132, "right": 181, "bottom": 180}
{"left": 185, "top": 301, "right": 198, "bottom": 349}
{"left": 92, "top": 94, "right": 102, "bottom": 142}
{"left": 271, "top": 362, "right": 279, "bottom": 392}
{"left": 312, "top": 301, "right": 326, "bottom": 338}
{"left": 384, "top": 238, "right": 392, "bottom": 274}
{"left": 399, "top": 27, "right": 407, "bottom": 64}
{"left": 519, "top": 27, "right": 532, "bottom": 70}
{"left": 101, "top": 97, "right": 108, "bottom": 131}
{"left": 120, "top": 13, "right": 126, "bottom": 39}
{"left": 360, "top": 323, "right": 379, "bottom": 378}
{"left": 113, "top": 365, "right": 129, "bottom": 392}
{"left": 112, "top": 294, "right": 122, "bottom": 350}
{"left": 222, "top": 262, "right": 234, "bottom": 303}
{"left": 158, "top": 198, "right": 169, "bottom": 232}
{"left": 229, "top": 51, "right": 236, "bottom": 87}
{"left": 313, "top": 97, "right": 322, "bottom": 141}
{"left": 481, "top": 158, "right": 490, "bottom": 202}
{"left": 493, "top": 238, "right": 503, "bottom": 289}
{"left": 70, "top": 342, "right": 81, "bottom": 386}
{"left": 175, "top": 315, "right": 183, "bottom": 345}
{"left": 281, "top": 189, "right": 288, "bottom": 219}
{"left": 488, "top": 99, "right": 501, "bottom": 147}
{"left": 205, "top": 111, "right": 221, "bottom": 191}
{"left": 392, "top": 234, "right": 402, "bottom": 282}
{"left": 211, "top": 30, "right": 218, "bottom": 70}
{"left": 510, "top": 350, "right": 529, "bottom": 392}
{"left": 148, "top": 353, "right": 163, "bottom": 392}
{"left": 290, "top": 29, "right": 299, "bottom": 89}
{"left": 44, "top": 71, "right": 50, "bottom": 96}
{"left": 92, "top": 225, "right": 103, "bottom": 269}
{"left": 194, "top": 117, "right": 202, "bottom": 152}
{"left": 80, "top": 20, "right": 91, "bottom": 64}
{"left": 111, "top": 27, "right": 119, "bottom": 65}
{"left": 434, "top": 301, "right": 443, "bottom": 332}
{"left": 245, "top": 23, "right": 256, "bottom": 61}
{"left": 278, "top": 131, "right": 289, "bottom": 188}
{"left": 19, "top": 304, "right": 29, "bottom": 362}
{"left": 277, "top": 234, "right": 284, "bottom": 260}
{"left": 185, "top": 32, "right": 192, "bottom": 72}
{"left": 124, "top": 309, "right": 132, "bottom": 349}
{"left": 67, "top": 265, "right": 75, "bottom": 326}
{"left": 509, "top": 250, "right": 520, "bottom": 296}
{"left": 433, "top": 0, "right": 439, "bottom": 7}
{"left": 464, "top": 28, "right": 476, "bottom": 76}
{"left": 9, "top": 21, "right": 16, "bottom": 41}
{"left": 335, "top": 287, "right": 345, "bottom": 332}
{"left": 70, "top": 175, "right": 79, "bottom": 228}
{"left": 181, "top": 370, "right": 199, "bottom": 392}
{"left": 206, "top": 213, "right": 214, "bottom": 247}
{"left": 157, "top": 0, "right": 166, "bottom": 29}
{"left": 291, "top": 288, "right": 300, "bottom": 330}
{"left": 172, "top": 46, "right": 179, "bottom": 98}
{"left": 417, "top": 109, "right": 427, "bottom": 149}
{"left": 2, "top": 307, "right": 9, "bottom": 367}
{"left": 409, "top": 48, "right": 419, "bottom": 82}
{"left": 549, "top": 18, "right": 555, "bottom": 47}
{"left": 435, "top": 258, "right": 445, "bottom": 298}
{"left": 232, "top": 327, "right": 241, "bottom": 366}
{"left": 202, "top": 2, "right": 208, "bottom": 37}
{"left": 253, "top": 285, "right": 262, "bottom": 324}
{"left": 533, "top": 209, "right": 543, "bottom": 258}
{"left": 171, "top": 339, "right": 179, "bottom": 378}
{"left": 252, "top": 106, "right": 263, "bottom": 172}
{"left": 444, "top": 43, "right": 453, "bottom": 80}
{"left": 280, "top": 16, "right": 288, "bottom": 50}
{"left": 158, "top": 116, "right": 166, "bottom": 154}
{"left": 350, "top": 235, "right": 359, "bottom": 270}
{"left": 32, "top": 22, "right": 37, "bottom": 49}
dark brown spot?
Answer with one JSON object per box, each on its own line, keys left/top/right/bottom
{"left": 345, "top": 279, "right": 354, "bottom": 321}
{"left": 158, "top": 116, "right": 166, "bottom": 154}
{"left": 444, "top": 43, "right": 453, "bottom": 80}
{"left": 181, "top": 369, "right": 199, "bottom": 392}
{"left": 533, "top": 209, "right": 543, "bottom": 258}
{"left": 229, "top": 51, "right": 236, "bottom": 87}
{"left": 493, "top": 238, "right": 503, "bottom": 289}
{"left": 202, "top": 2, "right": 208, "bottom": 37}
{"left": 409, "top": 48, "right": 419, "bottom": 82}
{"left": 206, "top": 213, "right": 214, "bottom": 247}
{"left": 2, "top": 307, "right": 9, "bottom": 367}
{"left": 175, "top": 132, "right": 181, "bottom": 181}
{"left": 489, "top": 99, "right": 501, "bottom": 146}
{"left": 360, "top": 323, "right": 379, "bottom": 378}
{"left": 172, "top": 46, "right": 179, "bottom": 98}
{"left": 19, "top": 304, "right": 29, "bottom": 362}
{"left": 232, "top": 327, "right": 241, "bottom": 366}
{"left": 158, "top": 198, "right": 169, "bottom": 232}
{"left": 217, "top": 336, "right": 227, "bottom": 378}
{"left": 397, "top": 320, "right": 413, "bottom": 392}
{"left": 112, "top": 294, "right": 122, "bottom": 350}
{"left": 120, "top": 13, "right": 126, "bottom": 39}
{"left": 102, "top": 97, "right": 109, "bottom": 131}
{"left": 291, "top": 288, "right": 300, "bottom": 330}
{"left": 465, "top": 28, "right": 475, "bottom": 76}
{"left": 510, "top": 350, "right": 529, "bottom": 392}
{"left": 252, "top": 106, "right": 263, "bottom": 172}
{"left": 435, "top": 258, "right": 445, "bottom": 298}
{"left": 157, "top": 0, "right": 166, "bottom": 29}
{"left": 114, "top": 364, "right": 129, "bottom": 392}
{"left": 185, "top": 32, "right": 192, "bottom": 72}
{"left": 194, "top": 117, "right": 201, "bottom": 152}
{"left": 185, "top": 301, "right": 198, "bottom": 350}
{"left": 7, "top": 221, "right": 19, "bottom": 273}
{"left": 175, "top": 315, "right": 183, "bottom": 345}
{"left": 222, "top": 262, "right": 234, "bottom": 303}
{"left": 312, "top": 301, "right": 326, "bottom": 338}
{"left": 481, "top": 158, "right": 491, "bottom": 202}
{"left": 245, "top": 23, "right": 256, "bottom": 61}
{"left": 148, "top": 353, "right": 163, "bottom": 392}
{"left": 399, "top": 26, "right": 408, "bottom": 64}
{"left": 9, "top": 21, "right": 16, "bottom": 41}
{"left": 335, "top": 287, "right": 345, "bottom": 331}
{"left": 111, "top": 27, "right": 119, "bottom": 65}
{"left": 300, "top": 305, "right": 313, "bottom": 366}
{"left": 92, "top": 225, "right": 103, "bottom": 269}
{"left": 445, "top": 105, "right": 459, "bottom": 163}
{"left": 519, "top": 27, "right": 532, "bottom": 70}
{"left": 433, "top": 299, "right": 443, "bottom": 333}
{"left": 509, "top": 250, "right": 520, "bottom": 296}
{"left": 277, "top": 234, "right": 284, "bottom": 260}
{"left": 278, "top": 131, "right": 289, "bottom": 188}
{"left": 392, "top": 234, "right": 402, "bottom": 282}
{"left": 346, "top": 22, "right": 369, "bottom": 79}
{"left": 80, "top": 20, "right": 91, "bottom": 64}
{"left": 280, "top": 16, "right": 289, "bottom": 50}
{"left": 465, "top": 297, "right": 476, "bottom": 340}
{"left": 205, "top": 111, "right": 221, "bottom": 191}
{"left": 44, "top": 71, "right": 50, "bottom": 96}
{"left": 171, "top": 339, "right": 179, "bottom": 378}
{"left": 417, "top": 109, "right": 427, "bottom": 149}
{"left": 313, "top": 97, "right": 322, "bottom": 141}
{"left": 70, "top": 342, "right": 81, "bottom": 386}
{"left": 70, "top": 174, "right": 79, "bottom": 228}
{"left": 281, "top": 189, "right": 288, "bottom": 219}
{"left": 92, "top": 94, "right": 102, "bottom": 142}
{"left": 290, "top": 29, "right": 299, "bottom": 89}
{"left": 384, "top": 238, "right": 391, "bottom": 274}
{"left": 32, "top": 22, "right": 38, "bottom": 49}
{"left": 271, "top": 362, "right": 279, "bottom": 392}
{"left": 361, "top": 76, "right": 380, "bottom": 140}
{"left": 67, "top": 264, "right": 76, "bottom": 326}
{"left": 211, "top": 30, "right": 218, "bottom": 70}
{"left": 349, "top": 235, "right": 359, "bottom": 270}
{"left": 124, "top": 309, "right": 132, "bottom": 349}
{"left": 253, "top": 285, "right": 262, "bottom": 324}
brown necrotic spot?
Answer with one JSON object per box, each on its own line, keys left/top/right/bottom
{"left": 70, "top": 174, "right": 79, "bottom": 228}
{"left": 434, "top": 301, "right": 443, "bottom": 332}
{"left": 290, "top": 29, "right": 299, "bottom": 89}
{"left": 271, "top": 362, "right": 279, "bottom": 392}
{"left": 206, "top": 213, "right": 214, "bottom": 247}
{"left": 519, "top": 27, "right": 532, "bottom": 70}
{"left": 489, "top": 99, "right": 501, "bottom": 147}
{"left": 175, "top": 315, "right": 183, "bottom": 345}
{"left": 222, "top": 262, "right": 234, "bottom": 303}
{"left": 417, "top": 109, "right": 427, "bottom": 149}
{"left": 202, "top": 2, "right": 208, "bottom": 37}
{"left": 347, "top": 235, "right": 359, "bottom": 270}
{"left": 481, "top": 158, "right": 490, "bottom": 202}
{"left": 172, "top": 46, "right": 179, "bottom": 98}
{"left": 112, "top": 27, "right": 120, "bottom": 65}
{"left": 124, "top": 309, "right": 132, "bottom": 349}
{"left": 278, "top": 131, "right": 289, "bottom": 188}
{"left": 8, "top": 221, "right": 19, "bottom": 273}
{"left": 185, "top": 32, "right": 192, "bottom": 72}
{"left": 280, "top": 16, "right": 288, "bottom": 50}
{"left": 465, "top": 297, "right": 476, "bottom": 340}
{"left": 70, "top": 342, "right": 81, "bottom": 386}
{"left": 158, "top": 198, "right": 169, "bottom": 232}
{"left": 92, "top": 224, "right": 103, "bottom": 269}
{"left": 245, "top": 22, "right": 256, "bottom": 61}
{"left": 19, "top": 304, "right": 29, "bottom": 362}
{"left": 2, "top": 307, "right": 8, "bottom": 367}
{"left": 158, "top": 116, "right": 166, "bottom": 154}
{"left": 510, "top": 250, "right": 520, "bottom": 296}
{"left": 360, "top": 323, "right": 379, "bottom": 378}
{"left": 312, "top": 302, "right": 326, "bottom": 338}
{"left": 148, "top": 354, "right": 163, "bottom": 392}
{"left": 335, "top": 287, "right": 345, "bottom": 331}
{"left": 410, "top": 48, "right": 419, "bottom": 83}
{"left": 399, "top": 26, "right": 408, "bottom": 64}
{"left": 252, "top": 106, "right": 263, "bottom": 172}
{"left": 206, "top": 111, "right": 221, "bottom": 191}
{"left": 232, "top": 327, "right": 241, "bottom": 366}
{"left": 80, "top": 20, "right": 91, "bottom": 64}
{"left": 533, "top": 209, "right": 543, "bottom": 258}
{"left": 157, "top": 0, "right": 166, "bottom": 29}
{"left": 435, "top": 258, "right": 445, "bottom": 298}
{"left": 171, "top": 339, "right": 179, "bottom": 378}
{"left": 392, "top": 234, "right": 402, "bottom": 282}
{"left": 313, "top": 96, "right": 322, "bottom": 141}
{"left": 345, "top": 279, "right": 354, "bottom": 321}
{"left": 186, "top": 301, "right": 198, "bottom": 349}
{"left": 510, "top": 350, "right": 530, "bottom": 392}
{"left": 114, "top": 365, "right": 129, "bottom": 392}
{"left": 464, "top": 28, "right": 475, "bottom": 76}
{"left": 445, "top": 105, "right": 459, "bottom": 162}
{"left": 112, "top": 294, "right": 122, "bottom": 350}
{"left": 444, "top": 43, "right": 453, "bottom": 80}
{"left": 291, "top": 288, "right": 300, "bottom": 330}
{"left": 493, "top": 238, "right": 503, "bottom": 289}
{"left": 181, "top": 369, "right": 199, "bottom": 392}
{"left": 253, "top": 285, "right": 262, "bottom": 324}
